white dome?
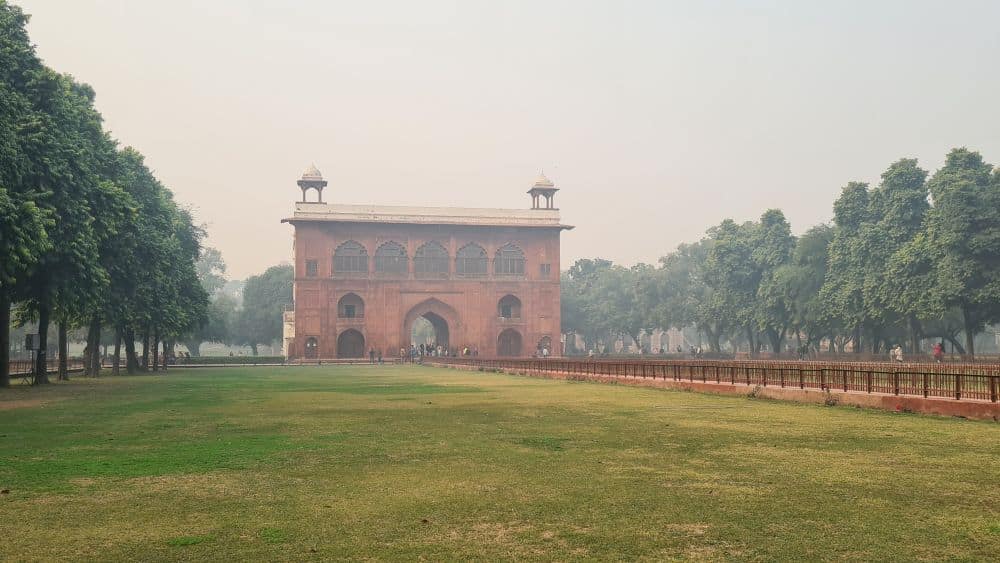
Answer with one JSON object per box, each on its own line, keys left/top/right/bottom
{"left": 301, "top": 163, "right": 322, "bottom": 180}
{"left": 532, "top": 172, "right": 554, "bottom": 188}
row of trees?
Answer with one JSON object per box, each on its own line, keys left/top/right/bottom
{"left": 1, "top": 2, "right": 207, "bottom": 386}
{"left": 562, "top": 148, "right": 1000, "bottom": 358}
{"left": 180, "top": 253, "right": 292, "bottom": 356}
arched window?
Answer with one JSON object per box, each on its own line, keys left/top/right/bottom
{"left": 414, "top": 241, "right": 449, "bottom": 276}
{"left": 498, "top": 295, "right": 522, "bottom": 319}
{"left": 337, "top": 293, "right": 365, "bottom": 318}
{"left": 333, "top": 241, "right": 368, "bottom": 274}
{"left": 374, "top": 241, "right": 408, "bottom": 274}
{"left": 494, "top": 243, "right": 525, "bottom": 276}
{"left": 456, "top": 243, "right": 488, "bottom": 276}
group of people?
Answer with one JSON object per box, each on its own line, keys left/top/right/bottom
{"left": 395, "top": 343, "right": 480, "bottom": 363}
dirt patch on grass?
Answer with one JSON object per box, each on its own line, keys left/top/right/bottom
{"left": 664, "top": 523, "right": 710, "bottom": 536}
{"left": 0, "top": 397, "right": 54, "bottom": 410}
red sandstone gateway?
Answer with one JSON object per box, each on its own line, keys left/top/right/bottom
{"left": 281, "top": 166, "right": 572, "bottom": 360}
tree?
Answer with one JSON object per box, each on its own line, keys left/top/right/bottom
{"left": 820, "top": 182, "right": 872, "bottom": 353}
{"left": 196, "top": 247, "right": 227, "bottom": 297}
{"left": 920, "top": 148, "right": 1000, "bottom": 357}
{"left": 752, "top": 209, "right": 796, "bottom": 354}
{"left": 237, "top": 265, "right": 293, "bottom": 355}
{"left": 0, "top": 2, "right": 52, "bottom": 386}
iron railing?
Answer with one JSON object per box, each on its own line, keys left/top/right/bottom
{"left": 7, "top": 359, "right": 85, "bottom": 378}
{"left": 428, "top": 357, "right": 1000, "bottom": 403}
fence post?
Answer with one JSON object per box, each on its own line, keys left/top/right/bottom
{"left": 799, "top": 367, "right": 804, "bottom": 389}
{"left": 990, "top": 376, "right": 998, "bottom": 403}
{"left": 923, "top": 372, "right": 929, "bottom": 398}
{"left": 843, "top": 370, "right": 848, "bottom": 392}
{"left": 955, "top": 374, "right": 962, "bottom": 401}
{"left": 866, "top": 371, "right": 872, "bottom": 394}
{"left": 820, "top": 368, "right": 826, "bottom": 391}
{"left": 892, "top": 371, "right": 899, "bottom": 396}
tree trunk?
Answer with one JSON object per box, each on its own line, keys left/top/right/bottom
{"left": 250, "top": 343, "right": 258, "bottom": 356}
{"left": 113, "top": 326, "right": 122, "bottom": 376}
{"left": 767, "top": 329, "right": 781, "bottom": 357}
{"left": 162, "top": 339, "right": 169, "bottom": 372}
{"left": 125, "top": 326, "right": 139, "bottom": 374}
{"left": 86, "top": 316, "right": 101, "bottom": 377}
{"left": 961, "top": 306, "right": 976, "bottom": 360}
{"left": 35, "top": 303, "right": 50, "bottom": 384}
{"left": 908, "top": 316, "right": 922, "bottom": 356}
{"left": 744, "top": 326, "right": 755, "bottom": 357}
{"left": 184, "top": 340, "right": 201, "bottom": 357}
{"left": 141, "top": 327, "right": 150, "bottom": 370}
{"left": 853, "top": 326, "right": 862, "bottom": 354}
{"left": 0, "top": 293, "right": 9, "bottom": 388}
{"left": 58, "top": 321, "right": 68, "bottom": 381}
{"left": 152, "top": 328, "right": 160, "bottom": 372}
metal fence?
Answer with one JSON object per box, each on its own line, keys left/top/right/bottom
{"left": 429, "top": 357, "right": 1000, "bottom": 403}
{"left": 7, "top": 359, "right": 85, "bottom": 378}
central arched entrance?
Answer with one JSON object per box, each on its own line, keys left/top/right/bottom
{"left": 337, "top": 329, "right": 365, "bottom": 358}
{"left": 411, "top": 311, "right": 450, "bottom": 350}
{"left": 403, "top": 298, "right": 460, "bottom": 355}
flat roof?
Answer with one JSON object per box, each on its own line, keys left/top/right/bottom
{"left": 282, "top": 202, "right": 573, "bottom": 229}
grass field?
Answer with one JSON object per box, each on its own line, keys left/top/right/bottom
{"left": 1, "top": 366, "right": 998, "bottom": 561}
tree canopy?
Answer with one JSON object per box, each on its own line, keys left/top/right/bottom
{"left": 562, "top": 149, "right": 1000, "bottom": 358}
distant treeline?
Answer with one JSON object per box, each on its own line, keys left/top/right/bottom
{"left": 562, "top": 148, "right": 1000, "bottom": 358}
{"left": 1, "top": 3, "right": 207, "bottom": 385}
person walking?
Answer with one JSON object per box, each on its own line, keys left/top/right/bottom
{"left": 369, "top": 347, "right": 375, "bottom": 364}
{"left": 891, "top": 344, "right": 904, "bottom": 363}
{"left": 933, "top": 342, "right": 944, "bottom": 363}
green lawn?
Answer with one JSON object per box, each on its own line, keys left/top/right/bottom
{"left": 1, "top": 366, "right": 998, "bottom": 561}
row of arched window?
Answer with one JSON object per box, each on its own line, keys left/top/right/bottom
{"left": 326, "top": 241, "right": 526, "bottom": 276}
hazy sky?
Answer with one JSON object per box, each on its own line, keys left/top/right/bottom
{"left": 17, "top": 0, "right": 1000, "bottom": 278}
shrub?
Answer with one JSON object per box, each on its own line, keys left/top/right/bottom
{"left": 823, "top": 390, "right": 839, "bottom": 407}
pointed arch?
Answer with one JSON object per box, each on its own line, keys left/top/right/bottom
{"left": 494, "top": 243, "right": 525, "bottom": 275}
{"left": 336, "top": 329, "right": 365, "bottom": 358}
{"left": 414, "top": 241, "right": 449, "bottom": 276}
{"left": 456, "top": 243, "right": 488, "bottom": 276}
{"left": 333, "top": 240, "right": 368, "bottom": 274}
{"left": 498, "top": 329, "right": 522, "bottom": 357}
{"left": 498, "top": 294, "right": 522, "bottom": 319}
{"left": 402, "top": 298, "right": 461, "bottom": 350}
{"left": 337, "top": 293, "right": 365, "bottom": 318}
{"left": 374, "top": 241, "right": 408, "bottom": 274}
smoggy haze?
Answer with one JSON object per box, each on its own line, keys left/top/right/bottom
{"left": 17, "top": 0, "right": 1000, "bottom": 278}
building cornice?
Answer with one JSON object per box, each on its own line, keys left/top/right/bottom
{"left": 282, "top": 203, "right": 574, "bottom": 230}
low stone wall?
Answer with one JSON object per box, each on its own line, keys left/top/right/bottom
{"left": 429, "top": 361, "right": 1000, "bottom": 422}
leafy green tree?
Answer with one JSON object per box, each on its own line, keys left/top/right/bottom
{"left": 655, "top": 240, "right": 726, "bottom": 351}
{"left": 196, "top": 247, "right": 227, "bottom": 297}
{"left": 0, "top": 1, "right": 52, "bottom": 386}
{"left": 820, "top": 182, "right": 872, "bottom": 353}
{"left": 560, "top": 258, "right": 613, "bottom": 351}
{"left": 920, "top": 148, "right": 1000, "bottom": 357}
{"left": 237, "top": 265, "right": 293, "bottom": 355}
{"left": 752, "top": 209, "right": 796, "bottom": 354}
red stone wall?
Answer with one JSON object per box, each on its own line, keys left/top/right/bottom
{"left": 288, "top": 220, "right": 563, "bottom": 359}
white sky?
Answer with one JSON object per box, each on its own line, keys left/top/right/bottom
{"left": 17, "top": 0, "right": 1000, "bottom": 278}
